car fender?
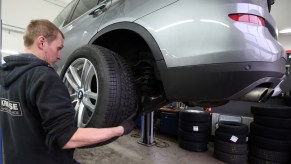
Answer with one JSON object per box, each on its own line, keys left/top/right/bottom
{"left": 89, "top": 22, "right": 164, "bottom": 61}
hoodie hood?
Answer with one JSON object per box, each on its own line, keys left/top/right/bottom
{"left": 0, "top": 54, "right": 50, "bottom": 87}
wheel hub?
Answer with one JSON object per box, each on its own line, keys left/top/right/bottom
{"left": 77, "top": 90, "right": 84, "bottom": 99}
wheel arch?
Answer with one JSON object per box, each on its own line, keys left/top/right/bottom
{"left": 89, "top": 22, "right": 164, "bottom": 61}
{"left": 89, "top": 22, "right": 167, "bottom": 97}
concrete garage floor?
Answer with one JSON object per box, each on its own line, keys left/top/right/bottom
{"left": 73, "top": 129, "right": 225, "bottom": 164}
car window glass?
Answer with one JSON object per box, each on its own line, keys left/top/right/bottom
{"left": 53, "top": 0, "right": 77, "bottom": 28}
{"left": 71, "top": 0, "right": 99, "bottom": 21}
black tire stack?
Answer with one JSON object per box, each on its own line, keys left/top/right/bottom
{"left": 213, "top": 121, "right": 248, "bottom": 164}
{"left": 178, "top": 110, "right": 211, "bottom": 152}
{"left": 283, "top": 94, "right": 291, "bottom": 106}
{"left": 249, "top": 105, "right": 291, "bottom": 164}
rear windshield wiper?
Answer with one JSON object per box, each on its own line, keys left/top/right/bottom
{"left": 268, "top": 0, "right": 275, "bottom": 12}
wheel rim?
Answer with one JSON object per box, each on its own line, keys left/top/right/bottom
{"left": 63, "top": 58, "right": 98, "bottom": 127}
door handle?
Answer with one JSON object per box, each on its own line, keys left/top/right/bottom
{"left": 89, "top": 4, "right": 106, "bottom": 16}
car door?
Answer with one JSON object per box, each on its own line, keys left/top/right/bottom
{"left": 56, "top": 0, "right": 112, "bottom": 71}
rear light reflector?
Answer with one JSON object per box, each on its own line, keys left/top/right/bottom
{"left": 229, "top": 14, "right": 265, "bottom": 26}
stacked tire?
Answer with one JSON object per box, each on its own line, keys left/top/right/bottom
{"left": 178, "top": 110, "right": 211, "bottom": 152}
{"left": 213, "top": 121, "right": 248, "bottom": 164}
{"left": 249, "top": 105, "right": 291, "bottom": 164}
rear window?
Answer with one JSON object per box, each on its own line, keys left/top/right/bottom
{"left": 70, "top": 0, "right": 99, "bottom": 21}
{"left": 53, "top": 0, "right": 77, "bottom": 28}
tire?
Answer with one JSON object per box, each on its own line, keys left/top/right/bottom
{"left": 179, "top": 120, "right": 210, "bottom": 133}
{"left": 283, "top": 95, "right": 291, "bottom": 106}
{"left": 249, "top": 145, "right": 291, "bottom": 163}
{"left": 60, "top": 45, "right": 137, "bottom": 146}
{"left": 250, "top": 122, "right": 291, "bottom": 140}
{"left": 214, "top": 130, "right": 248, "bottom": 144}
{"left": 213, "top": 149, "right": 247, "bottom": 164}
{"left": 214, "top": 139, "right": 248, "bottom": 155}
{"left": 248, "top": 155, "right": 285, "bottom": 164}
{"left": 216, "top": 121, "right": 248, "bottom": 135}
{"left": 178, "top": 129, "right": 209, "bottom": 142}
{"left": 253, "top": 115, "right": 291, "bottom": 129}
{"left": 248, "top": 134, "right": 291, "bottom": 152}
{"left": 178, "top": 139, "right": 208, "bottom": 152}
{"left": 251, "top": 105, "right": 291, "bottom": 118}
{"left": 179, "top": 110, "right": 211, "bottom": 123}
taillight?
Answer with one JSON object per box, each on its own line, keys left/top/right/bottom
{"left": 229, "top": 14, "right": 265, "bottom": 26}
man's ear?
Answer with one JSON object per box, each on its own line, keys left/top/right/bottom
{"left": 37, "top": 36, "right": 45, "bottom": 49}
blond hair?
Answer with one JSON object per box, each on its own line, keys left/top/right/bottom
{"left": 23, "top": 19, "right": 64, "bottom": 47}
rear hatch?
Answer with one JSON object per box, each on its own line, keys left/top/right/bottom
{"left": 230, "top": 0, "right": 277, "bottom": 39}
{"left": 250, "top": 0, "right": 274, "bottom": 12}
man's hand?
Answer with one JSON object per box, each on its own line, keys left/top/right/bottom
{"left": 120, "top": 113, "right": 137, "bottom": 135}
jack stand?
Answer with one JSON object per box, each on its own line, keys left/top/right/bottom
{"left": 138, "top": 111, "right": 155, "bottom": 146}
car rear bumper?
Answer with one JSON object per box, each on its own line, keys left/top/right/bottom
{"left": 157, "top": 58, "right": 286, "bottom": 101}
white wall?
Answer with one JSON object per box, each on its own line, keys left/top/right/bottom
{"left": 1, "top": 0, "right": 68, "bottom": 57}
{"left": 271, "top": 0, "right": 291, "bottom": 51}
{"left": 279, "top": 35, "right": 291, "bottom": 51}
{"left": 2, "top": 30, "right": 23, "bottom": 55}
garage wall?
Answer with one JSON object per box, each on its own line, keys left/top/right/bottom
{"left": 279, "top": 35, "right": 291, "bottom": 51}
{"left": 1, "top": 0, "right": 68, "bottom": 57}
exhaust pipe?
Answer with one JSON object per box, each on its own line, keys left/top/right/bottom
{"left": 240, "top": 87, "right": 269, "bottom": 102}
{"left": 261, "top": 89, "right": 274, "bottom": 102}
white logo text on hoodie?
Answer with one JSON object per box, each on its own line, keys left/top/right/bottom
{"left": 0, "top": 98, "right": 22, "bottom": 116}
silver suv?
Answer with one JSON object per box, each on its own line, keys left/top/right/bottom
{"left": 53, "top": 0, "right": 286, "bottom": 128}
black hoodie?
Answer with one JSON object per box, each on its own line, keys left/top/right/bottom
{"left": 0, "top": 54, "right": 78, "bottom": 164}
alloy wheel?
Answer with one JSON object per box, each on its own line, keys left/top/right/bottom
{"left": 63, "top": 58, "right": 98, "bottom": 127}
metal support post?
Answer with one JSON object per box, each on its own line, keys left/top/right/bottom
{"left": 137, "top": 97, "right": 169, "bottom": 146}
{"left": 138, "top": 111, "right": 155, "bottom": 146}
